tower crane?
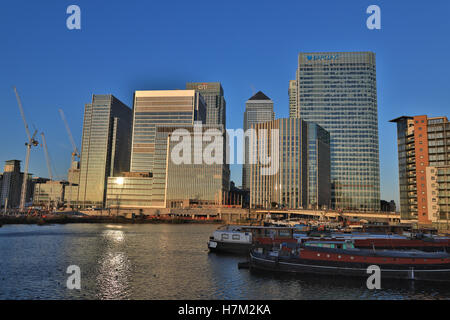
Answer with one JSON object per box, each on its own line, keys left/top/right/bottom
{"left": 14, "top": 87, "right": 39, "bottom": 212}
{"left": 58, "top": 109, "right": 80, "bottom": 163}
{"left": 58, "top": 109, "right": 79, "bottom": 210}
{"left": 40, "top": 132, "right": 53, "bottom": 181}
{"left": 41, "top": 132, "right": 53, "bottom": 210}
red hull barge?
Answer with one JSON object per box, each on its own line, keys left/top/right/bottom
{"left": 250, "top": 241, "right": 450, "bottom": 282}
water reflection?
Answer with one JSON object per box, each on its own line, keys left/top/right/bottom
{"left": 0, "top": 224, "right": 449, "bottom": 300}
{"left": 96, "top": 229, "right": 131, "bottom": 299}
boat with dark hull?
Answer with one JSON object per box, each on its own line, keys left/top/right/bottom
{"left": 207, "top": 225, "right": 296, "bottom": 255}
{"left": 249, "top": 241, "right": 450, "bottom": 282}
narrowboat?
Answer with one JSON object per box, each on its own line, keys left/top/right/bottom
{"left": 294, "top": 231, "right": 450, "bottom": 252}
{"left": 249, "top": 240, "right": 450, "bottom": 282}
{"left": 207, "top": 225, "right": 296, "bottom": 254}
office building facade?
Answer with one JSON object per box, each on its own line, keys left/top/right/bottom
{"left": 390, "top": 115, "right": 450, "bottom": 229}
{"left": 242, "top": 91, "right": 275, "bottom": 190}
{"left": 0, "top": 160, "right": 33, "bottom": 209}
{"left": 250, "top": 118, "right": 308, "bottom": 209}
{"left": 78, "top": 95, "right": 132, "bottom": 208}
{"left": 307, "top": 123, "right": 331, "bottom": 209}
{"left": 108, "top": 90, "right": 210, "bottom": 209}
{"left": 294, "top": 52, "right": 380, "bottom": 211}
{"left": 165, "top": 124, "right": 230, "bottom": 208}
{"left": 288, "top": 80, "right": 298, "bottom": 118}
{"left": 33, "top": 180, "right": 67, "bottom": 208}
{"left": 186, "top": 82, "right": 226, "bottom": 127}
{"left": 130, "top": 90, "right": 206, "bottom": 173}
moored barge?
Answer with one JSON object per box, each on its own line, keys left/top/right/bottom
{"left": 207, "top": 225, "right": 295, "bottom": 254}
{"left": 250, "top": 240, "right": 450, "bottom": 282}
{"left": 208, "top": 225, "right": 450, "bottom": 255}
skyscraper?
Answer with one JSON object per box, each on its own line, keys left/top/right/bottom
{"left": 165, "top": 124, "right": 230, "bottom": 208}
{"left": 130, "top": 90, "right": 206, "bottom": 173}
{"left": 78, "top": 94, "right": 132, "bottom": 208}
{"left": 107, "top": 90, "right": 207, "bottom": 209}
{"left": 186, "top": 82, "right": 226, "bottom": 127}
{"left": 250, "top": 118, "right": 309, "bottom": 209}
{"left": 390, "top": 115, "right": 450, "bottom": 229}
{"left": 288, "top": 80, "right": 298, "bottom": 118}
{"left": 294, "top": 52, "right": 380, "bottom": 211}
{"left": 242, "top": 91, "right": 274, "bottom": 190}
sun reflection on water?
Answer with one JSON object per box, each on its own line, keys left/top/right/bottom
{"left": 96, "top": 229, "right": 131, "bottom": 299}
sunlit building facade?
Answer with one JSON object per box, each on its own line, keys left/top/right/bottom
{"left": 391, "top": 115, "right": 450, "bottom": 229}
{"left": 250, "top": 118, "right": 308, "bottom": 209}
{"left": 130, "top": 90, "right": 206, "bottom": 172}
{"left": 33, "top": 181, "right": 67, "bottom": 208}
{"left": 295, "top": 52, "right": 380, "bottom": 211}
{"left": 243, "top": 91, "right": 275, "bottom": 190}
{"left": 165, "top": 124, "right": 230, "bottom": 208}
{"left": 288, "top": 80, "right": 298, "bottom": 118}
{"left": 78, "top": 95, "right": 132, "bottom": 208}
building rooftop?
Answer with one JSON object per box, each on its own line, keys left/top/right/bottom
{"left": 248, "top": 91, "right": 271, "bottom": 101}
{"left": 389, "top": 116, "right": 414, "bottom": 123}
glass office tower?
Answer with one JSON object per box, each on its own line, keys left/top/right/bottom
{"left": 242, "top": 91, "right": 275, "bottom": 190}
{"left": 250, "top": 118, "right": 309, "bottom": 209}
{"left": 295, "top": 52, "right": 380, "bottom": 211}
{"left": 78, "top": 95, "right": 132, "bottom": 208}
{"left": 165, "top": 124, "right": 230, "bottom": 208}
{"left": 130, "top": 90, "right": 206, "bottom": 173}
{"left": 186, "top": 82, "right": 226, "bottom": 127}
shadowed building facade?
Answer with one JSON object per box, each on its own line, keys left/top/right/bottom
{"left": 186, "top": 82, "right": 226, "bottom": 127}
{"left": 0, "top": 160, "right": 33, "bottom": 209}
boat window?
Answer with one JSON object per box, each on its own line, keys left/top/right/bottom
{"left": 279, "top": 230, "right": 291, "bottom": 237}
{"left": 232, "top": 234, "right": 240, "bottom": 240}
{"left": 222, "top": 234, "right": 229, "bottom": 240}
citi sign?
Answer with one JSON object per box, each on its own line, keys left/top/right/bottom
{"left": 306, "top": 54, "right": 340, "bottom": 61}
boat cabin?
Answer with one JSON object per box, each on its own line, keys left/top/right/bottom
{"left": 304, "top": 241, "right": 355, "bottom": 250}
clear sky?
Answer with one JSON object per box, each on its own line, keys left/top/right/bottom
{"left": 1, "top": 0, "right": 449, "bottom": 205}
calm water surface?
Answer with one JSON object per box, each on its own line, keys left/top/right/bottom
{"left": 0, "top": 223, "right": 449, "bottom": 300}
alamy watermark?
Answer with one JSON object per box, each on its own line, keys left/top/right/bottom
{"left": 366, "top": 5, "right": 381, "bottom": 30}
{"left": 169, "top": 123, "right": 279, "bottom": 176}
{"left": 366, "top": 265, "right": 381, "bottom": 289}
{"left": 66, "top": 265, "right": 81, "bottom": 289}
{"left": 66, "top": 5, "right": 81, "bottom": 30}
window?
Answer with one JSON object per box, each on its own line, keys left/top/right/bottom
{"left": 232, "top": 234, "right": 240, "bottom": 240}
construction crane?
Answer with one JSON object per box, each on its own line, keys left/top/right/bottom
{"left": 14, "top": 87, "right": 39, "bottom": 212}
{"left": 58, "top": 109, "right": 80, "bottom": 163}
{"left": 41, "top": 132, "right": 53, "bottom": 210}
{"left": 41, "top": 133, "right": 53, "bottom": 180}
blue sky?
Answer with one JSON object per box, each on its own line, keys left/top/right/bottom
{"left": 1, "top": 0, "right": 449, "bottom": 205}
